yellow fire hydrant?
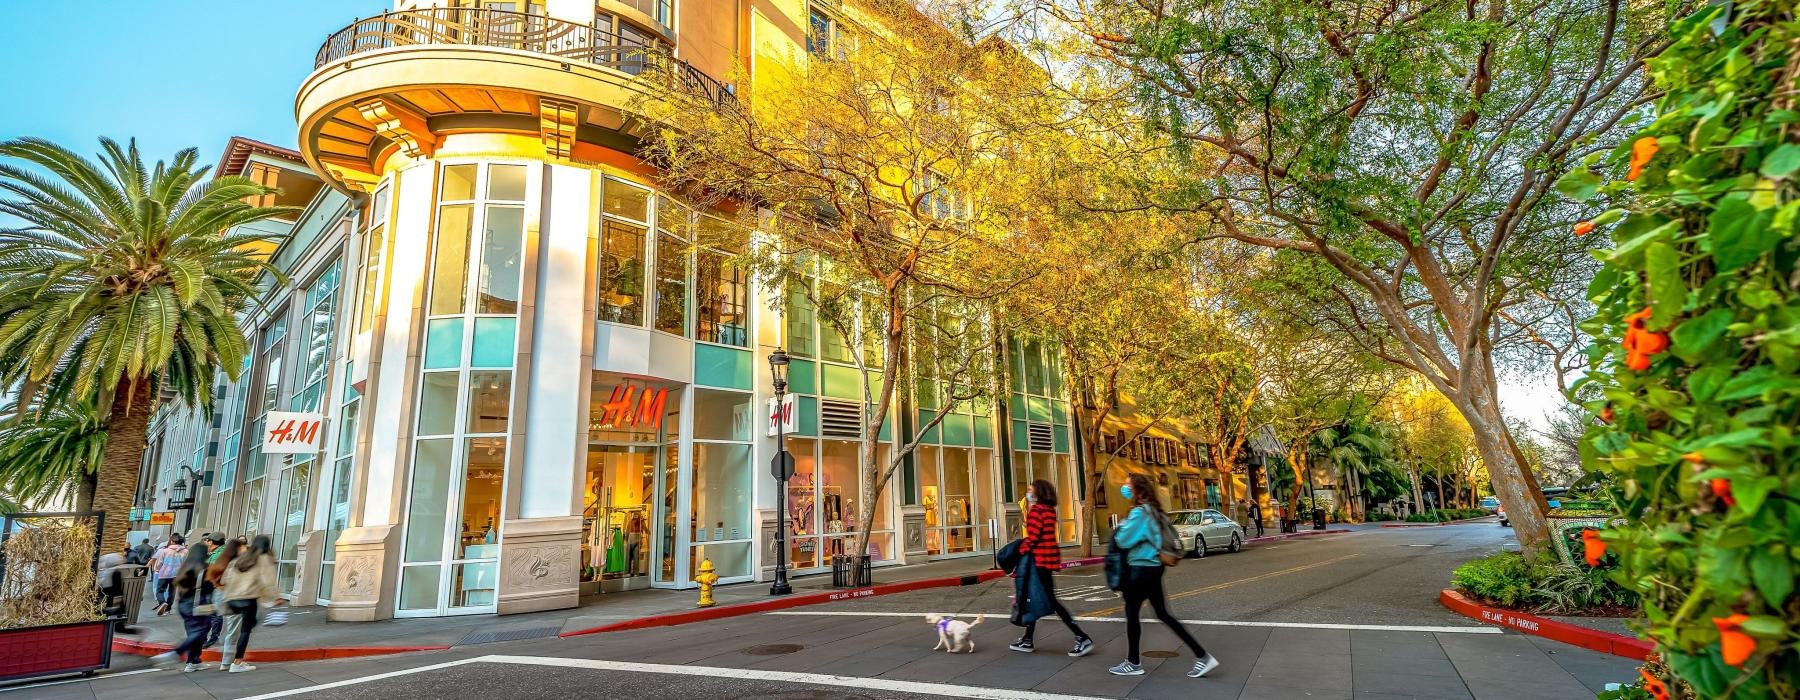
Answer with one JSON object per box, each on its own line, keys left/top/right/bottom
{"left": 694, "top": 558, "right": 719, "bottom": 608}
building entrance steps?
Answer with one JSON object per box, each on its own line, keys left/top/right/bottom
{"left": 112, "top": 545, "right": 1104, "bottom": 662}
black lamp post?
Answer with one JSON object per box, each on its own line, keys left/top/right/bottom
{"left": 768, "top": 349, "right": 794, "bottom": 596}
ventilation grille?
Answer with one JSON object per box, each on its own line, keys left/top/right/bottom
{"left": 1026, "top": 423, "right": 1054, "bottom": 451}
{"left": 820, "top": 399, "right": 863, "bottom": 438}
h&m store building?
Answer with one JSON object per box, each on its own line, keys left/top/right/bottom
{"left": 163, "top": 0, "right": 1083, "bottom": 620}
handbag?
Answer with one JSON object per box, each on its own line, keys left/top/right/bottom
{"left": 190, "top": 575, "right": 215, "bottom": 617}
{"left": 265, "top": 601, "right": 290, "bottom": 627}
{"left": 1103, "top": 538, "right": 1126, "bottom": 591}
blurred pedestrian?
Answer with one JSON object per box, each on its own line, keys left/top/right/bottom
{"left": 1108, "top": 474, "right": 1217, "bottom": 679}
{"left": 205, "top": 536, "right": 242, "bottom": 654}
{"left": 1009, "top": 480, "right": 1094, "bottom": 658}
{"left": 129, "top": 538, "right": 154, "bottom": 565}
{"left": 149, "top": 534, "right": 187, "bottom": 615}
{"left": 1247, "top": 501, "right": 1264, "bottom": 537}
{"left": 149, "top": 542, "right": 215, "bottom": 672}
{"left": 218, "top": 535, "right": 284, "bottom": 673}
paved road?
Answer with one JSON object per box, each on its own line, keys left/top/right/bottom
{"left": 4, "top": 521, "right": 1636, "bottom": 700}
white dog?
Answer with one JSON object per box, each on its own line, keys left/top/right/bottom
{"left": 927, "top": 613, "right": 985, "bottom": 653}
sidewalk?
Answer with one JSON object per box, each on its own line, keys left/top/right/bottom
{"left": 116, "top": 547, "right": 1068, "bottom": 660}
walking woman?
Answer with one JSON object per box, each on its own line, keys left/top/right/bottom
{"left": 1010, "top": 480, "right": 1095, "bottom": 657}
{"left": 1110, "top": 474, "right": 1218, "bottom": 678}
{"left": 218, "top": 535, "right": 284, "bottom": 673}
{"left": 203, "top": 536, "right": 238, "bottom": 650}
{"left": 150, "top": 542, "right": 214, "bottom": 672}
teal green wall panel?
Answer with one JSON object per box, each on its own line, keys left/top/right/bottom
{"left": 788, "top": 358, "right": 817, "bottom": 395}
{"left": 1053, "top": 426, "right": 1070, "bottom": 453}
{"left": 974, "top": 416, "right": 994, "bottom": 448}
{"left": 1051, "top": 400, "right": 1068, "bottom": 426}
{"left": 915, "top": 410, "right": 940, "bottom": 444}
{"left": 1027, "top": 396, "right": 1051, "bottom": 423}
{"left": 1009, "top": 394, "right": 1027, "bottom": 418}
{"left": 1011, "top": 419, "right": 1029, "bottom": 447}
{"left": 796, "top": 395, "right": 819, "bottom": 436}
{"left": 942, "top": 413, "right": 973, "bottom": 446}
{"left": 694, "top": 344, "right": 754, "bottom": 390}
{"left": 820, "top": 363, "right": 861, "bottom": 400}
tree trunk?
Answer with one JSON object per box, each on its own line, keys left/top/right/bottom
{"left": 95, "top": 380, "right": 153, "bottom": 555}
{"left": 1408, "top": 466, "right": 1424, "bottom": 517}
{"left": 1461, "top": 396, "right": 1552, "bottom": 557}
{"left": 74, "top": 469, "right": 98, "bottom": 512}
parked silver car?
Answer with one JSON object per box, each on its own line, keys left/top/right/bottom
{"left": 1169, "top": 509, "right": 1246, "bottom": 557}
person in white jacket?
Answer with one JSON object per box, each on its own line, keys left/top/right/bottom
{"left": 217, "top": 535, "right": 286, "bottom": 673}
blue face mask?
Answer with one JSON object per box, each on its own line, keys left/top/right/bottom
{"left": 1120, "top": 484, "right": 1133, "bottom": 500}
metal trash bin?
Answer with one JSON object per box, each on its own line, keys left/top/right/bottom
{"left": 1311, "top": 509, "right": 1326, "bottom": 531}
{"left": 118, "top": 567, "right": 148, "bottom": 626}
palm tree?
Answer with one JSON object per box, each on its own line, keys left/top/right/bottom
{"left": 0, "top": 137, "right": 290, "bottom": 551}
{"left": 0, "top": 400, "right": 107, "bottom": 511}
{"left": 1310, "top": 417, "right": 1401, "bottom": 521}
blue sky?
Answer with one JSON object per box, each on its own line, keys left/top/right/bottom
{"left": 0, "top": 0, "right": 386, "bottom": 166}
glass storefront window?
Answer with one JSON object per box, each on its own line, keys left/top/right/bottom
{"left": 582, "top": 446, "right": 655, "bottom": 583}
{"left": 466, "top": 371, "right": 511, "bottom": 434}
{"left": 692, "top": 389, "right": 752, "bottom": 441}
{"left": 441, "top": 164, "right": 478, "bottom": 201}
{"left": 785, "top": 437, "right": 819, "bottom": 569}
{"left": 404, "top": 439, "right": 454, "bottom": 563}
{"left": 599, "top": 220, "right": 646, "bottom": 325}
{"left": 653, "top": 231, "right": 688, "bottom": 336}
{"left": 690, "top": 443, "right": 751, "bottom": 545}
{"left": 357, "top": 186, "right": 390, "bottom": 335}
{"left": 429, "top": 205, "right": 472, "bottom": 316}
{"left": 477, "top": 206, "right": 525, "bottom": 314}
{"left": 786, "top": 285, "right": 816, "bottom": 357}
{"left": 487, "top": 164, "right": 527, "bottom": 201}
{"left": 696, "top": 250, "right": 748, "bottom": 347}
{"left": 459, "top": 438, "right": 506, "bottom": 556}
{"left": 603, "top": 177, "right": 649, "bottom": 221}
{"left": 417, "top": 373, "right": 459, "bottom": 436}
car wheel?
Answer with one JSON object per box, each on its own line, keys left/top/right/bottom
{"left": 1193, "top": 535, "right": 1208, "bottom": 558}
{"left": 1228, "top": 534, "right": 1242, "bottom": 553}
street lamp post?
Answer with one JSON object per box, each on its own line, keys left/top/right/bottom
{"left": 768, "top": 349, "right": 794, "bottom": 596}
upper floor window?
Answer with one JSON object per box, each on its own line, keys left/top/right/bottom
{"left": 609, "top": 0, "right": 674, "bottom": 27}
{"left": 807, "top": 6, "right": 852, "bottom": 60}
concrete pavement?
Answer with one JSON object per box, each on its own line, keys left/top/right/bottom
{"left": 3, "top": 521, "right": 1637, "bottom": 700}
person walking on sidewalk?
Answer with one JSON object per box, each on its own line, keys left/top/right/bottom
{"left": 1009, "top": 480, "right": 1095, "bottom": 658}
{"left": 1109, "top": 474, "right": 1218, "bottom": 679}
{"left": 200, "top": 534, "right": 229, "bottom": 646}
{"left": 150, "top": 542, "right": 215, "bottom": 672}
{"left": 1248, "top": 501, "right": 1265, "bottom": 538}
{"left": 218, "top": 535, "right": 284, "bottom": 673}
{"left": 149, "top": 534, "right": 187, "bottom": 614}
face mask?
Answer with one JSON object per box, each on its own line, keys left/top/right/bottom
{"left": 1120, "top": 484, "right": 1133, "bottom": 500}
{"left": 1025, "top": 492, "right": 1037, "bottom": 504}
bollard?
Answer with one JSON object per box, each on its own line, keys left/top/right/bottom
{"left": 694, "top": 558, "right": 719, "bottom": 608}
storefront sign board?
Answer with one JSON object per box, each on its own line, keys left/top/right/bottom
{"left": 767, "top": 394, "right": 798, "bottom": 436}
{"left": 262, "top": 411, "right": 325, "bottom": 454}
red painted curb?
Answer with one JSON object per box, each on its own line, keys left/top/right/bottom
{"left": 1439, "top": 589, "right": 1653, "bottom": 660}
{"left": 110, "top": 636, "right": 449, "bottom": 662}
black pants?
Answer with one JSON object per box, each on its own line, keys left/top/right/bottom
{"left": 1021, "top": 566, "right": 1087, "bottom": 642}
{"left": 1121, "top": 565, "right": 1207, "bottom": 664}
{"left": 173, "top": 599, "right": 209, "bottom": 664}
{"left": 227, "top": 599, "right": 259, "bottom": 661}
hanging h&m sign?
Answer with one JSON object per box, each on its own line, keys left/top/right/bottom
{"left": 262, "top": 411, "right": 326, "bottom": 454}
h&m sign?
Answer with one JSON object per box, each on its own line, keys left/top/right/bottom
{"left": 596, "top": 382, "right": 669, "bottom": 431}
{"left": 262, "top": 411, "right": 325, "bottom": 454}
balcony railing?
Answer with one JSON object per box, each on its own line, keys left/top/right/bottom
{"left": 315, "top": 8, "right": 732, "bottom": 105}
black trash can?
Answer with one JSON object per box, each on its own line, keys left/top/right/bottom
{"left": 1311, "top": 509, "right": 1326, "bottom": 530}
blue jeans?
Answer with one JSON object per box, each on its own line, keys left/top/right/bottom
{"left": 172, "top": 598, "right": 210, "bottom": 664}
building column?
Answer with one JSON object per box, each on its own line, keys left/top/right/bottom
{"left": 497, "top": 163, "right": 591, "bottom": 614}
{"left": 329, "top": 162, "right": 434, "bottom": 621}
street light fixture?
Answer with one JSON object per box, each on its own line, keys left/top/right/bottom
{"left": 768, "top": 349, "right": 794, "bottom": 596}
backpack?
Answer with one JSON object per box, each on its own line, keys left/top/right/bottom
{"left": 1148, "top": 507, "right": 1184, "bottom": 567}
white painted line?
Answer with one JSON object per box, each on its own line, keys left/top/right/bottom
{"left": 483, "top": 655, "right": 1113, "bottom": 700}
{"left": 0, "top": 668, "right": 161, "bottom": 693}
{"left": 236, "top": 658, "right": 476, "bottom": 700}
{"left": 238, "top": 654, "right": 1111, "bottom": 700}
{"left": 766, "top": 611, "right": 1503, "bottom": 634}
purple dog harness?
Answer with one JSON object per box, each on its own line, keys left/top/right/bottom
{"left": 937, "top": 618, "right": 954, "bottom": 633}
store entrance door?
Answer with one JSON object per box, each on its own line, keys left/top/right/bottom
{"left": 583, "top": 444, "right": 657, "bottom": 593}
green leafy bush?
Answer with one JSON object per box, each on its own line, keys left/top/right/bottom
{"left": 1367, "top": 512, "right": 1397, "bottom": 522}
{"left": 1573, "top": 2, "right": 1799, "bottom": 696}
{"left": 1451, "top": 552, "right": 1538, "bottom": 607}
{"left": 1531, "top": 561, "right": 1639, "bottom": 614}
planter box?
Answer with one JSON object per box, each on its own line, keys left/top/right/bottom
{"left": 0, "top": 618, "right": 115, "bottom": 683}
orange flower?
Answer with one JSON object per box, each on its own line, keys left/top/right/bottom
{"left": 1638, "top": 668, "right": 1670, "bottom": 700}
{"left": 1622, "top": 308, "right": 1669, "bottom": 371}
{"left": 1628, "top": 137, "right": 1660, "bottom": 180}
{"left": 1574, "top": 221, "right": 1595, "bottom": 236}
{"left": 1581, "top": 528, "right": 1606, "bottom": 567}
{"left": 1600, "top": 407, "right": 1615, "bottom": 423}
{"left": 1683, "top": 451, "right": 1705, "bottom": 464}
{"left": 1710, "top": 478, "right": 1736, "bottom": 507}
{"left": 1714, "top": 614, "right": 1755, "bottom": 667}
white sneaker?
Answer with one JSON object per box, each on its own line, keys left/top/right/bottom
{"left": 149, "top": 651, "right": 179, "bottom": 666}
{"left": 183, "top": 663, "right": 210, "bottom": 673}
{"left": 1189, "top": 654, "right": 1220, "bottom": 678}
{"left": 218, "top": 660, "right": 233, "bottom": 671}
{"left": 1109, "top": 661, "right": 1145, "bottom": 676}
{"left": 228, "top": 662, "right": 256, "bottom": 673}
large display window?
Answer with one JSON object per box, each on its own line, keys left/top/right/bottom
{"left": 783, "top": 437, "right": 895, "bottom": 570}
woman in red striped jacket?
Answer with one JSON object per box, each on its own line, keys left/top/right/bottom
{"left": 1010, "top": 479, "right": 1094, "bottom": 657}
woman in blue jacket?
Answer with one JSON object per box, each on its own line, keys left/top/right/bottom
{"left": 1109, "top": 473, "right": 1218, "bottom": 678}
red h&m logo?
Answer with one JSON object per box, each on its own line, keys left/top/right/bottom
{"left": 598, "top": 384, "right": 668, "bottom": 431}
{"left": 262, "top": 411, "right": 326, "bottom": 454}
